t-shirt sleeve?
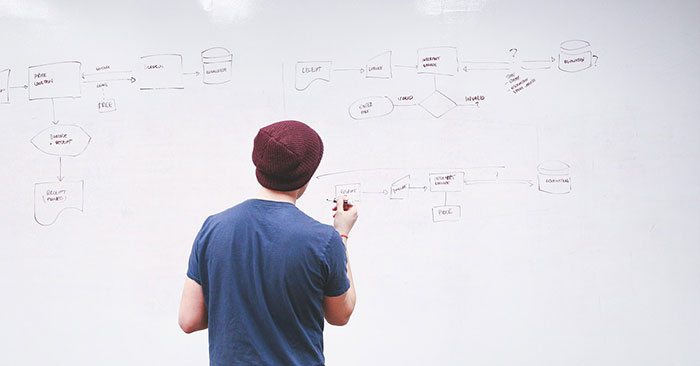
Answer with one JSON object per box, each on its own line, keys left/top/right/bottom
{"left": 186, "top": 217, "right": 210, "bottom": 285}
{"left": 323, "top": 231, "right": 350, "bottom": 297}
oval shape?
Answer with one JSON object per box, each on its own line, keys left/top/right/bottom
{"left": 348, "top": 96, "right": 394, "bottom": 120}
{"left": 537, "top": 160, "right": 570, "bottom": 175}
{"left": 31, "top": 124, "right": 92, "bottom": 157}
{"left": 560, "top": 39, "right": 590, "bottom": 52}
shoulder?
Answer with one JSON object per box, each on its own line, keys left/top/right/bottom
{"left": 294, "top": 208, "right": 337, "bottom": 239}
{"left": 204, "top": 200, "right": 255, "bottom": 224}
{"left": 278, "top": 207, "right": 339, "bottom": 255}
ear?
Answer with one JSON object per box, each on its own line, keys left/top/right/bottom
{"left": 296, "top": 182, "right": 309, "bottom": 198}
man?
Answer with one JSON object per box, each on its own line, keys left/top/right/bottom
{"left": 178, "top": 120, "right": 358, "bottom": 365}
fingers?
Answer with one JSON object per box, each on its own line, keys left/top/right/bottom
{"left": 336, "top": 196, "right": 346, "bottom": 211}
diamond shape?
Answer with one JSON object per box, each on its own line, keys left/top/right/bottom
{"left": 419, "top": 90, "right": 457, "bottom": 118}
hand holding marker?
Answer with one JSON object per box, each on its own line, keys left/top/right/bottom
{"left": 332, "top": 196, "right": 358, "bottom": 239}
{"left": 332, "top": 198, "right": 353, "bottom": 214}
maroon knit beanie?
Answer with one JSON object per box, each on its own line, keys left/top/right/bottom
{"left": 252, "top": 120, "right": 324, "bottom": 191}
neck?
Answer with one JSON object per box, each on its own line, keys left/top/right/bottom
{"left": 256, "top": 187, "right": 298, "bottom": 204}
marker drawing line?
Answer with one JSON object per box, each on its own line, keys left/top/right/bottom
{"left": 82, "top": 77, "right": 136, "bottom": 84}
{"left": 51, "top": 98, "right": 57, "bottom": 124}
{"left": 333, "top": 68, "right": 363, "bottom": 72}
{"left": 461, "top": 61, "right": 512, "bottom": 72}
{"left": 82, "top": 71, "right": 132, "bottom": 79}
{"left": 464, "top": 179, "right": 533, "bottom": 187}
{"left": 409, "top": 186, "right": 428, "bottom": 191}
{"left": 58, "top": 157, "right": 63, "bottom": 181}
{"left": 521, "top": 59, "right": 554, "bottom": 70}
{"left": 461, "top": 61, "right": 511, "bottom": 65}
{"left": 522, "top": 57, "right": 556, "bottom": 63}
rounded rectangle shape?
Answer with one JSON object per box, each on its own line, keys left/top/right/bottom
{"left": 348, "top": 96, "right": 394, "bottom": 120}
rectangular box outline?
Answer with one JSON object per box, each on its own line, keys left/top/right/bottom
{"left": 27, "top": 61, "right": 82, "bottom": 101}
{"left": 429, "top": 172, "right": 465, "bottom": 192}
{"left": 334, "top": 182, "right": 362, "bottom": 202}
{"left": 98, "top": 98, "right": 117, "bottom": 113}
{"left": 432, "top": 205, "right": 461, "bottom": 222}
{"left": 139, "top": 54, "right": 185, "bottom": 90}
{"left": 416, "top": 46, "right": 459, "bottom": 76}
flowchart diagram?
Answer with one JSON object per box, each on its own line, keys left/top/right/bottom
{"left": 317, "top": 161, "right": 571, "bottom": 223}
{"left": 293, "top": 40, "right": 598, "bottom": 120}
{"left": 2, "top": 47, "right": 234, "bottom": 225}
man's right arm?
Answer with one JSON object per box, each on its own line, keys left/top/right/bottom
{"left": 323, "top": 198, "right": 358, "bottom": 326}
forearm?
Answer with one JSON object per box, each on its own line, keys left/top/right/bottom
{"left": 178, "top": 278, "right": 209, "bottom": 333}
{"left": 341, "top": 237, "right": 357, "bottom": 312}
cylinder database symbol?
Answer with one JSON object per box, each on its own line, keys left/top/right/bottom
{"left": 201, "top": 47, "right": 233, "bottom": 84}
{"left": 538, "top": 160, "right": 571, "bottom": 194}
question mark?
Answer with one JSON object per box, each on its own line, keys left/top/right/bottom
{"left": 509, "top": 48, "right": 518, "bottom": 58}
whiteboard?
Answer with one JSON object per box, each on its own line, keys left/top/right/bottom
{"left": 1, "top": 0, "right": 699, "bottom": 365}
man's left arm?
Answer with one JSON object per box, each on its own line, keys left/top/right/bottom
{"left": 178, "top": 278, "right": 208, "bottom": 333}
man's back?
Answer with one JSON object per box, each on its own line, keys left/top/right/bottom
{"left": 187, "top": 199, "right": 350, "bottom": 366}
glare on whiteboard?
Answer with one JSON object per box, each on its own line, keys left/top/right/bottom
{"left": 0, "top": 0, "right": 50, "bottom": 20}
{"left": 200, "top": 0, "right": 252, "bottom": 22}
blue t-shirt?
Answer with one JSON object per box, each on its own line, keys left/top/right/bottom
{"left": 187, "top": 199, "right": 350, "bottom": 366}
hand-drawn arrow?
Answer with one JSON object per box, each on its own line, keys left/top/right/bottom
{"left": 362, "top": 190, "right": 388, "bottom": 195}
{"left": 183, "top": 71, "right": 201, "bottom": 76}
{"left": 82, "top": 76, "right": 136, "bottom": 84}
{"left": 333, "top": 68, "right": 365, "bottom": 73}
{"left": 464, "top": 179, "right": 533, "bottom": 187}
{"left": 521, "top": 56, "right": 556, "bottom": 70}
{"left": 57, "top": 157, "right": 64, "bottom": 181}
{"left": 456, "top": 102, "right": 480, "bottom": 108}
{"left": 461, "top": 61, "right": 511, "bottom": 72}
{"left": 521, "top": 56, "right": 556, "bottom": 63}
{"left": 409, "top": 185, "right": 428, "bottom": 191}
{"left": 10, "top": 84, "right": 28, "bottom": 89}
{"left": 51, "top": 98, "right": 59, "bottom": 125}
{"left": 81, "top": 70, "right": 132, "bottom": 79}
